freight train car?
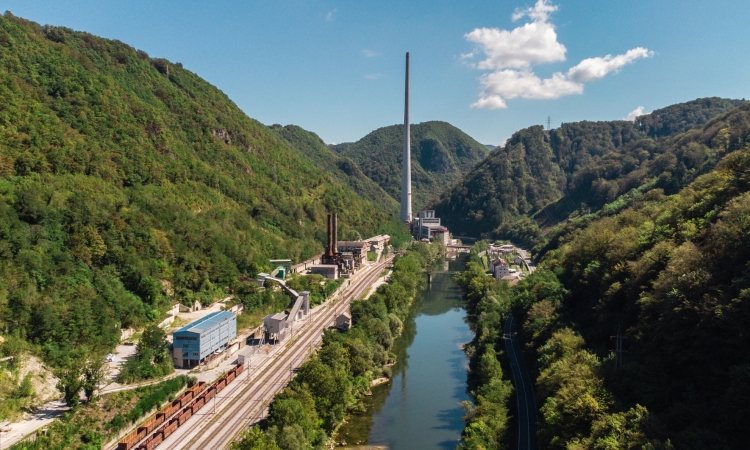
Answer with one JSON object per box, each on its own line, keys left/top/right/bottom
{"left": 119, "top": 366, "right": 242, "bottom": 450}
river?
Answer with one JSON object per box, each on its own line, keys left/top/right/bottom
{"left": 336, "top": 254, "right": 472, "bottom": 450}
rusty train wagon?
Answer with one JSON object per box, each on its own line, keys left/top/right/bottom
{"left": 118, "top": 367, "right": 241, "bottom": 450}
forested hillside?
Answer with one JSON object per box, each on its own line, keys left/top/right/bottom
{"left": 432, "top": 98, "right": 745, "bottom": 241}
{"left": 526, "top": 104, "right": 750, "bottom": 448}
{"left": 543, "top": 151, "right": 750, "bottom": 448}
{"left": 331, "top": 121, "right": 489, "bottom": 211}
{"left": 0, "top": 13, "right": 407, "bottom": 366}
{"left": 457, "top": 101, "right": 750, "bottom": 449}
{"left": 269, "top": 124, "right": 400, "bottom": 214}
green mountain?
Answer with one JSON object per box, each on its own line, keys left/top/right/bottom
{"left": 269, "top": 124, "right": 400, "bottom": 214}
{"left": 431, "top": 98, "right": 746, "bottom": 241}
{"left": 0, "top": 13, "right": 408, "bottom": 361}
{"left": 454, "top": 102, "right": 750, "bottom": 449}
{"left": 525, "top": 102, "right": 750, "bottom": 448}
{"left": 330, "top": 121, "right": 489, "bottom": 212}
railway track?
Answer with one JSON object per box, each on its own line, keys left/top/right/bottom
{"left": 159, "top": 256, "right": 393, "bottom": 450}
{"left": 504, "top": 313, "right": 539, "bottom": 450}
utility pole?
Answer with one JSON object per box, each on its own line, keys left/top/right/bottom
{"left": 611, "top": 326, "right": 627, "bottom": 370}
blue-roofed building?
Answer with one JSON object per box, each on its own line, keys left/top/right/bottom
{"left": 171, "top": 311, "right": 237, "bottom": 369}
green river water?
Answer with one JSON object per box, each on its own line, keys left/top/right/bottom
{"left": 336, "top": 255, "right": 472, "bottom": 449}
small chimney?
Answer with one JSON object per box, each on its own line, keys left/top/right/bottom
{"left": 326, "top": 214, "right": 333, "bottom": 257}
{"left": 333, "top": 213, "right": 339, "bottom": 255}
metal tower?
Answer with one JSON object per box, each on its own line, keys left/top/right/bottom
{"left": 400, "top": 52, "right": 413, "bottom": 223}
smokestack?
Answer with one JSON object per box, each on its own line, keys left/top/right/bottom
{"left": 400, "top": 52, "right": 412, "bottom": 223}
{"left": 333, "top": 213, "right": 338, "bottom": 255}
{"left": 326, "top": 214, "right": 333, "bottom": 257}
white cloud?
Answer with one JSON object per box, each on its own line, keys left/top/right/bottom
{"left": 625, "top": 106, "right": 647, "bottom": 121}
{"left": 465, "top": 0, "right": 652, "bottom": 109}
{"left": 512, "top": 0, "right": 558, "bottom": 22}
{"left": 477, "top": 69, "right": 582, "bottom": 102}
{"left": 460, "top": 51, "right": 476, "bottom": 60}
{"left": 567, "top": 48, "right": 653, "bottom": 83}
{"left": 471, "top": 95, "right": 507, "bottom": 110}
{"left": 365, "top": 73, "right": 385, "bottom": 80}
{"left": 362, "top": 49, "right": 381, "bottom": 57}
{"left": 464, "top": 18, "right": 566, "bottom": 69}
{"left": 325, "top": 9, "right": 337, "bottom": 21}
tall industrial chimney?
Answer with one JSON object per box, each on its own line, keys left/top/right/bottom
{"left": 326, "top": 214, "right": 333, "bottom": 257}
{"left": 400, "top": 52, "right": 412, "bottom": 223}
{"left": 332, "top": 213, "right": 338, "bottom": 255}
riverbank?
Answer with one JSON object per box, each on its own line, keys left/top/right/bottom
{"left": 452, "top": 241, "right": 514, "bottom": 450}
{"left": 333, "top": 253, "right": 473, "bottom": 449}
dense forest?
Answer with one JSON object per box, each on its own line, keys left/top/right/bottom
{"left": 456, "top": 100, "right": 750, "bottom": 448}
{"left": 269, "top": 125, "right": 400, "bottom": 215}
{"left": 432, "top": 98, "right": 746, "bottom": 242}
{"left": 0, "top": 12, "right": 409, "bottom": 382}
{"left": 331, "top": 121, "right": 489, "bottom": 212}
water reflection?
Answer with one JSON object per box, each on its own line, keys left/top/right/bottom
{"left": 336, "top": 255, "right": 471, "bottom": 450}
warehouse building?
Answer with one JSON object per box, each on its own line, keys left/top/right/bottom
{"left": 337, "top": 241, "right": 368, "bottom": 261}
{"left": 172, "top": 311, "right": 237, "bottom": 369}
{"left": 310, "top": 264, "right": 339, "bottom": 280}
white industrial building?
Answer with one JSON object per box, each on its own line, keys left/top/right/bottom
{"left": 310, "top": 264, "right": 339, "bottom": 280}
{"left": 411, "top": 210, "right": 451, "bottom": 242}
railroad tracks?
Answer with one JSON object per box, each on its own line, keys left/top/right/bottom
{"left": 160, "top": 257, "right": 393, "bottom": 450}
{"left": 504, "top": 313, "right": 539, "bottom": 450}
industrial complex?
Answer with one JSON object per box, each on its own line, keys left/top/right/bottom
{"left": 257, "top": 212, "right": 391, "bottom": 343}
{"left": 399, "top": 53, "right": 451, "bottom": 245}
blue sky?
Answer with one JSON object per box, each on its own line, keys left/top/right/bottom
{"left": 4, "top": 0, "right": 749, "bottom": 145}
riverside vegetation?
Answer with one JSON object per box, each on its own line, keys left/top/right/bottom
{"left": 453, "top": 100, "right": 750, "bottom": 448}
{"left": 452, "top": 243, "right": 513, "bottom": 450}
{"left": 0, "top": 11, "right": 410, "bottom": 419}
{"left": 455, "top": 243, "right": 672, "bottom": 449}
{"left": 231, "top": 242, "right": 445, "bottom": 450}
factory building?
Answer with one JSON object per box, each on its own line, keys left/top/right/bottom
{"left": 310, "top": 264, "right": 339, "bottom": 280}
{"left": 269, "top": 259, "right": 292, "bottom": 279}
{"left": 411, "top": 210, "right": 450, "bottom": 242}
{"left": 262, "top": 291, "right": 310, "bottom": 343}
{"left": 337, "top": 241, "right": 368, "bottom": 266}
{"left": 263, "top": 312, "right": 288, "bottom": 339}
{"left": 317, "top": 213, "right": 355, "bottom": 276}
{"left": 367, "top": 235, "right": 390, "bottom": 252}
{"left": 172, "top": 311, "right": 237, "bottom": 369}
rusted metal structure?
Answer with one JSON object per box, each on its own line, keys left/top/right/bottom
{"left": 117, "top": 364, "right": 245, "bottom": 450}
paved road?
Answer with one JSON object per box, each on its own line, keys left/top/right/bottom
{"left": 154, "top": 256, "right": 394, "bottom": 450}
{"left": 515, "top": 248, "right": 535, "bottom": 274}
{"left": 504, "top": 313, "right": 539, "bottom": 450}
{"left": 1, "top": 400, "right": 68, "bottom": 448}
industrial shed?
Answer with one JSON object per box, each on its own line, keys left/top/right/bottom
{"left": 172, "top": 311, "right": 237, "bottom": 369}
